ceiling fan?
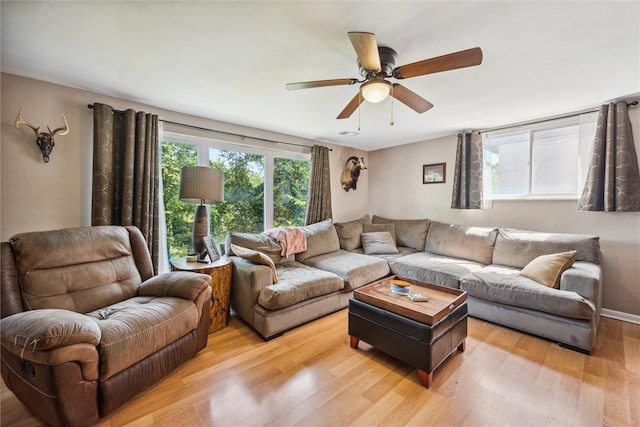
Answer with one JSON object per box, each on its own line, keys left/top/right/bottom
{"left": 286, "top": 32, "right": 483, "bottom": 119}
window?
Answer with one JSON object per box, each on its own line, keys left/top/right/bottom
{"left": 161, "top": 132, "right": 310, "bottom": 259}
{"left": 483, "top": 112, "right": 597, "bottom": 200}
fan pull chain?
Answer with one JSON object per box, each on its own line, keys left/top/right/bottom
{"left": 358, "top": 91, "right": 362, "bottom": 132}
{"left": 390, "top": 85, "right": 395, "bottom": 126}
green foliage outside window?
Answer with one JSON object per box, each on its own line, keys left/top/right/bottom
{"left": 273, "top": 157, "right": 310, "bottom": 227}
{"left": 209, "top": 149, "right": 265, "bottom": 241}
{"left": 162, "top": 141, "right": 310, "bottom": 260}
{"left": 161, "top": 142, "right": 197, "bottom": 259}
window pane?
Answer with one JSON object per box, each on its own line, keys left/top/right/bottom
{"left": 532, "top": 126, "right": 579, "bottom": 194}
{"left": 486, "top": 132, "right": 530, "bottom": 195}
{"left": 273, "top": 157, "right": 310, "bottom": 227}
{"left": 209, "top": 148, "right": 265, "bottom": 242}
{"left": 161, "top": 142, "right": 198, "bottom": 259}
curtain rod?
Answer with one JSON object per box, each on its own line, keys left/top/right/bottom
{"left": 86, "top": 104, "right": 328, "bottom": 151}
{"left": 478, "top": 100, "right": 638, "bottom": 135}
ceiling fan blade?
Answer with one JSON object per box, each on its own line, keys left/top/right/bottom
{"left": 391, "top": 84, "right": 434, "bottom": 113}
{"left": 337, "top": 93, "right": 364, "bottom": 119}
{"left": 348, "top": 32, "right": 381, "bottom": 72}
{"left": 286, "top": 78, "right": 359, "bottom": 90}
{"left": 392, "top": 47, "right": 483, "bottom": 79}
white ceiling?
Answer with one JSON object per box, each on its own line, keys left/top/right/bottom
{"left": 2, "top": 1, "right": 639, "bottom": 151}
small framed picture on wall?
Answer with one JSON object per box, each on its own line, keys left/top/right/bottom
{"left": 423, "top": 163, "right": 446, "bottom": 184}
{"left": 202, "top": 235, "right": 220, "bottom": 262}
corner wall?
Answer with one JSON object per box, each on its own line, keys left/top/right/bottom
{"left": 0, "top": 73, "right": 367, "bottom": 240}
{"left": 368, "top": 107, "right": 640, "bottom": 317}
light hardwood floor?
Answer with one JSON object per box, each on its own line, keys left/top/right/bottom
{"left": 2, "top": 311, "right": 639, "bottom": 427}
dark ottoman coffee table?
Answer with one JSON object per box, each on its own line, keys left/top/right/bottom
{"left": 348, "top": 276, "right": 467, "bottom": 388}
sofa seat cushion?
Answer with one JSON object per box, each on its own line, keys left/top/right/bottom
{"left": 258, "top": 262, "right": 344, "bottom": 310}
{"left": 87, "top": 296, "right": 199, "bottom": 380}
{"left": 302, "top": 250, "right": 390, "bottom": 291}
{"left": 389, "top": 252, "right": 485, "bottom": 288}
{"left": 350, "top": 246, "right": 419, "bottom": 260}
{"left": 460, "top": 265, "right": 596, "bottom": 320}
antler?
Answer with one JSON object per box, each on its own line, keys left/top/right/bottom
{"left": 15, "top": 108, "right": 40, "bottom": 135}
{"left": 47, "top": 114, "right": 70, "bottom": 137}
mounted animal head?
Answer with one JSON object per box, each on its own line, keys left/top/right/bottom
{"left": 15, "top": 108, "right": 69, "bottom": 163}
{"left": 340, "top": 156, "right": 367, "bottom": 192}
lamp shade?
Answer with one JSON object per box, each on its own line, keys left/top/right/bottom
{"left": 179, "top": 166, "right": 224, "bottom": 205}
{"left": 360, "top": 79, "right": 392, "bottom": 103}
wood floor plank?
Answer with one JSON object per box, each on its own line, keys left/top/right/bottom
{"left": 1, "top": 314, "right": 639, "bottom": 427}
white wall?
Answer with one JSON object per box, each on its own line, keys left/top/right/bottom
{"left": 368, "top": 107, "right": 640, "bottom": 316}
{"left": 0, "top": 73, "right": 366, "bottom": 241}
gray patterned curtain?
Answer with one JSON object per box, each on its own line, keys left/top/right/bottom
{"left": 451, "top": 131, "right": 484, "bottom": 209}
{"left": 578, "top": 101, "right": 640, "bottom": 212}
{"left": 92, "top": 103, "right": 161, "bottom": 271}
{"left": 304, "top": 145, "right": 332, "bottom": 225}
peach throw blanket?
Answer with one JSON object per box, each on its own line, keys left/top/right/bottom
{"left": 265, "top": 226, "right": 307, "bottom": 258}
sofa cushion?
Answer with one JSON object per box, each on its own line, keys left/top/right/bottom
{"left": 295, "top": 219, "right": 340, "bottom": 262}
{"left": 372, "top": 215, "right": 430, "bottom": 250}
{"left": 389, "top": 252, "right": 485, "bottom": 288}
{"left": 425, "top": 222, "right": 498, "bottom": 265}
{"left": 231, "top": 244, "right": 279, "bottom": 283}
{"left": 492, "top": 228, "right": 600, "bottom": 268}
{"left": 334, "top": 215, "right": 371, "bottom": 250}
{"left": 258, "top": 262, "right": 344, "bottom": 310}
{"left": 87, "top": 296, "right": 199, "bottom": 380}
{"left": 349, "top": 245, "right": 418, "bottom": 260}
{"left": 226, "top": 232, "right": 288, "bottom": 263}
{"left": 361, "top": 232, "right": 398, "bottom": 255}
{"left": 9, "top": 226, "right": 142, "bottom": 313}
{"left": 520, "top": 251, "right": 576, "bottom": 288}
{"left": 302, "top": 250, "right": 390, "bottom": 290}
{"left": 363, "top": 222, "right": 396, "bottom": 244}
{"left": 460, "top": 267, "right": 595, "bottom": 320}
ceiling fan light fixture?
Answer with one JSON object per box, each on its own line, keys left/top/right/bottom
{"left": 360, "top": 79, "right": 392, "bottom": 103}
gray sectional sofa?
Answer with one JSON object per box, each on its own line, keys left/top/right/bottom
{"left": 227, "top": 215, "right": 601, "bottom": 353}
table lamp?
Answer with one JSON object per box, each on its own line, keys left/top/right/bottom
{"left": 179, "top": 166, "right": 224, "bottom": 260}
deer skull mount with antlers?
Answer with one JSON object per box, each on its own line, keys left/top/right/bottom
{"left": 15, "top": 108, "right": 69, "bottom": 163}
{"left": 340, "top": 156, "right": 367, "bottom": 192}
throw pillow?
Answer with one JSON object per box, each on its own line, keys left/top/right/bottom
{"left": 230, "top": 244, "right": 278, "bottom": 283}
{"left": 519, "top": 250, "right": 577, "bottom": 288}
{"left": 334, "top": 214, "right": 371, "bottom": 250}
{"left": 361, "top": 231, "right": 399, "bottom": 255}
{"left": 363, "top": 222, "right": 396, "bottom": 244}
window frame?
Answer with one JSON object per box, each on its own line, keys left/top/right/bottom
{"left": 482, "top": 113, "right": 597, "bottom": 201}
{"left": 162, "top": 131, "right": 310, "bottom": 230}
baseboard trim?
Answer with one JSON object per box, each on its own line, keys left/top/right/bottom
{"left": 601, "top": 308, "right": 640, "bottom": 325}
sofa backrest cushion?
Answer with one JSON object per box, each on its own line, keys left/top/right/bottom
{"left": 334, "top": 214, "right": 371, "bottom": 250}
{"left": 425, "top": 222, "right": 498, "bottom": 264}
{"left": 9, "top": 226, "right": 143, "bottom": 313}
{"left": 227, "top": 232, "right": 288, "bottom": 263}
{"left": 492, "top": 228, "right": 600, "bottom": 267}
{"left": 295, "top": 219, "right": 340, "bottom": 262}
{"left": 372, "top": 215, "right": 430, "bottom": 251}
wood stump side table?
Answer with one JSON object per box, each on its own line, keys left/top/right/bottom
{"left": 170, "top": 256, "right": 233, "bottom": 333}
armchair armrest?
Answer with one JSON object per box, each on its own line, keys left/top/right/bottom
{"left": 138, "top": 272, "right": 211, "bottom": 301}
{"left": 1, "top": 309, "right": 101, "bottom": 353}
{"left": 1, "top": 309, "right": 101, "bottom": 382}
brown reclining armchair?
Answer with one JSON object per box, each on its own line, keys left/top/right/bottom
{"left": 1, "top": 225, "right": 212, "bottom": 426}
